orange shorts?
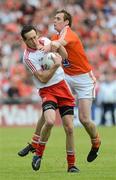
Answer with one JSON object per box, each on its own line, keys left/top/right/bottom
{"left": 39, "top": 80, "right": 75, "bottom": 107}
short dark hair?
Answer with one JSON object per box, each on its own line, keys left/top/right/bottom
{"left": 21, "top": 25, "right": 37, "bottom": 40}
{"left": 56, "top": 9, "right": 72, "bottom": 27}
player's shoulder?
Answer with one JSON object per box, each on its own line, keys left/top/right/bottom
{"left": 23, "top": 48, "right": 36, "bottom": 63}
{"left": 60, "top": 26, "right": 77, "bottom": 40}
{"left": 67, "top": 26, "right": 78, "bottom": 37}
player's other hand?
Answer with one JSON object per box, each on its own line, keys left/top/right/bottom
{"left": 51, "top": 41, "right": 61, "bottom": 52}
{"left": 37, "top": 44, "right": 51, "bottom": 52}
{"left": 52, "top": 53, "right": 62, "bottom": 66}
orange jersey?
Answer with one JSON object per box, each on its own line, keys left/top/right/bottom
{"left": 51, "top": 26, "right": 92, "bottom": 76}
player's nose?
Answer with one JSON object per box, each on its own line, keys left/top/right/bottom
{"left": 32, "top": 38, "right": 37, "bottom": 44}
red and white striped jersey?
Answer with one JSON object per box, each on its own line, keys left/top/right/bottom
{"left": 23, "top": 37, "right": 65, "bottom": 89}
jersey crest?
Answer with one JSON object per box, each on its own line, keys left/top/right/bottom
{"left": 62, "top": 59, "right": 70, "bottom": 67}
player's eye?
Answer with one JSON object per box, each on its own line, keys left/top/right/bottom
{"left": 57, "top": 17, "right": 60, "bottom": 20}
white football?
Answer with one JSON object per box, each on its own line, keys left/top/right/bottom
{"left": 42, "top": 52, "right": 56, "bottom": 69}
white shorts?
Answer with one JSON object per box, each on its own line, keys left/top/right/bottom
{"left": 65, "top": 71, "right": 96, "bottom": 99}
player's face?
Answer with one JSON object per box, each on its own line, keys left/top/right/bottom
{"left": 24, "top": 30, "right": 38, "bottom": 49}
{"left": 54, "top": 13, "right": 68, "bottom": 32}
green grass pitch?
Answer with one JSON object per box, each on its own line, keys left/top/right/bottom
{"left": 0, "top": 126, "right": 116, "bottom": 180}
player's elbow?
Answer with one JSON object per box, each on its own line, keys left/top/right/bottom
{"left": 34, "top": 71, "right": 49, "bottom": 83}
{"left": 40, "top": 78, "right": 48, "bottom": 83}
{"left": 37, "top": 75, "right": 49, "bottom": 83}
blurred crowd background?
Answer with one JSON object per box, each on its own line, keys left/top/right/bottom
{"left": 0, "top": 0, "right": 116, "bottom": 125}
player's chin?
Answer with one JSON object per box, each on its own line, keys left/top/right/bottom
{"left": 32, "top": 44, "right": 37, "bottom": 49}
{"left": 30, "top": 46, "right": 36, "bottom": 50}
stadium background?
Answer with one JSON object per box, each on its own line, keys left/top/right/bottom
{"left": 0, "top": 0, "right": 116, "bottom": 126}
{"left": 0, "top": 1, "right": 116, "bottom": 180}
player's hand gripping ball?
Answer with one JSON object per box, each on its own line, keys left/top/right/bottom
{"left": 42, "top": 52, "right": 56, "bottom": 70}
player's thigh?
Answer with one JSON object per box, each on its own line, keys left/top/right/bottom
{"left": 43, "top": 101, "right": 57, "bottom": 125}
{"left": 65, "top": 72, "right": 96, "bottom": 99}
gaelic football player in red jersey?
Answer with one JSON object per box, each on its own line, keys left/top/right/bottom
{"left": 20, "top": 25, "right": 79, "bottom": 172}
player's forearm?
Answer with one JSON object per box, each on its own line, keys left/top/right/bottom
{"left": 57, "top": 45, "right": 68, "bottom": 60}
{"left": 51, "top": 41, "right": 67, "bottom": 59}
{"left": 42, "top": 63, "right": 60, "bottom": 83}
{"left": 34, "top": 64, "right": 60, "bottom": 83}
{"left": 58, "top": 39, "right": 67, "bottom": 46}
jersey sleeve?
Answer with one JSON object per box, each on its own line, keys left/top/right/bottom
{"left": 23, "top": 53, "right": 41, "bottom": 74}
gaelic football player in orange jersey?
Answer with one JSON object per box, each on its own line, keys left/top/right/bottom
{"left": 51, "top": 10, "right": 101, "bottom": 162}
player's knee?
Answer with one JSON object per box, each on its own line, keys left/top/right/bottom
{"left": 45, "top": 119, "right": 55, "bottom": 128}
{"left": 81, "top": 121, "right": 91, "bottom": 128}
{"left": 79, "top": 113, "right": 90, "bottom": 125}
{"left": 79, "top": 118, "right": 91, "bottom": 127}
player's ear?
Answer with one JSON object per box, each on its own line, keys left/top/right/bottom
{"left": 65, "top": 19, "right": 69, "bottom": 26}
{"left": 20, "top": 37, "right": 24, "bottom": 43}
{"left": 37, "top": 31, "right": 40, "bottom": 38}
{"left": 20, "top": 37, "right": 27, "bottom": 45}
